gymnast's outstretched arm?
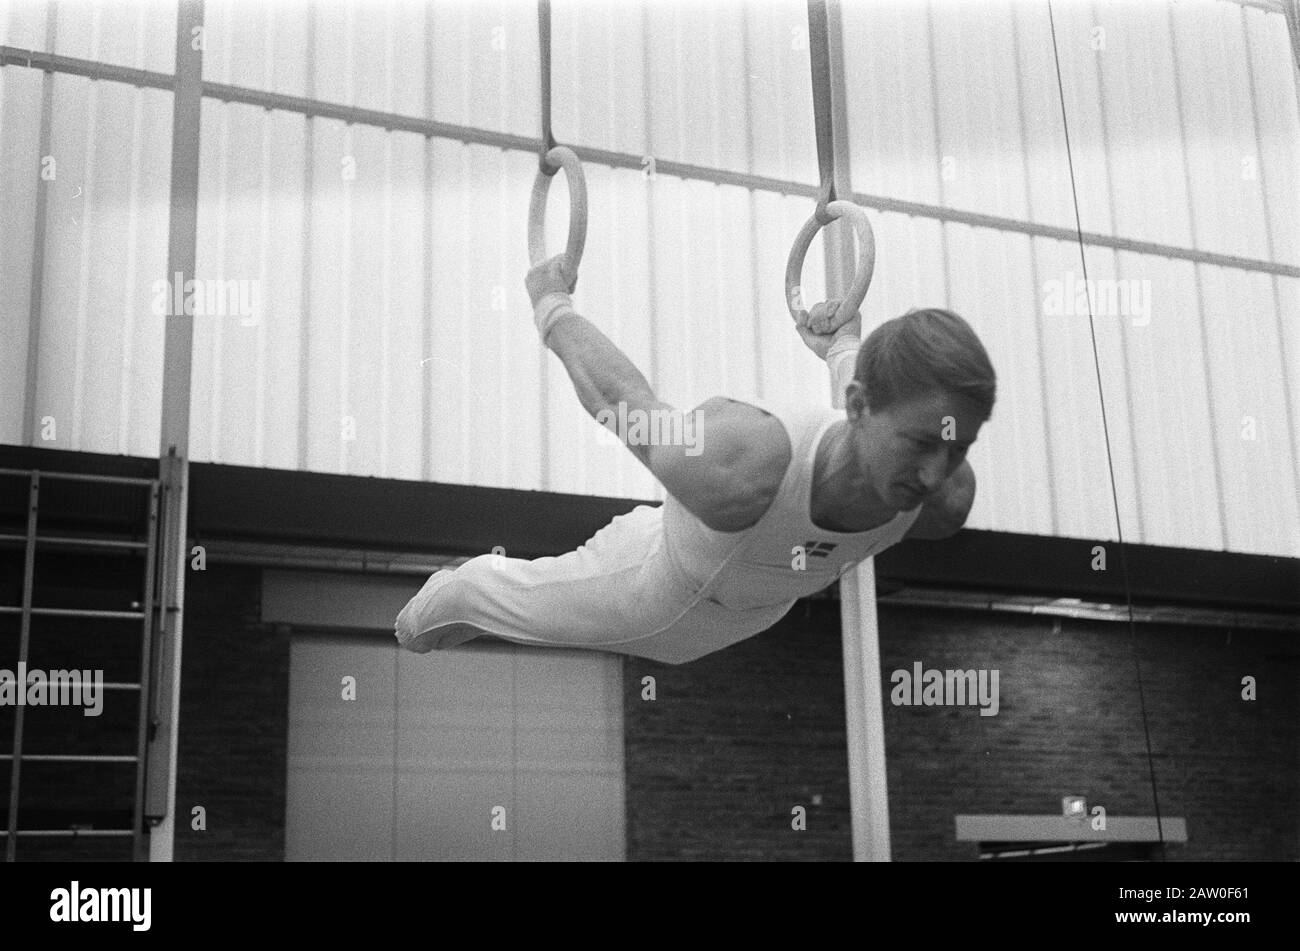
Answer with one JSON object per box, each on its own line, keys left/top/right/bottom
{"left": 523, "top": 256, "right": 761, "bottom": 528}
{"left": 535, "top": 295, "right": 657, "bottom": 428}
{"left": 524, "top": 256, "right": 667, "bottom": 444}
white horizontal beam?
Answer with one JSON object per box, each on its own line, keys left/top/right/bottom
{"left": 955, "top": 814, "right": 1187, "bottom": 843}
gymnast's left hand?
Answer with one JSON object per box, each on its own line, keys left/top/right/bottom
{"left": 525, "top": 255, "right": 579, "bottom": 308}
{"left": 795, "top": 300, "right": 861, "bottom": 360}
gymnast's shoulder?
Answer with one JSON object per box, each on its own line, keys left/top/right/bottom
{"left": 645, "top": 396, "right": 788, "bottom": 532}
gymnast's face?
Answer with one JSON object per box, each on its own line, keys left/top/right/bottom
{"left": 850, "top": 388, "right": 985, "bottom": 512}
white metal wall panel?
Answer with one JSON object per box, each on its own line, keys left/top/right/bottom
{"left": 929, "top": 0, "right": 1039, "bottom": 224}
{"left": 1279, "top": 276, "right": 1300, "bottom": 535}
{"left": 191, "top": 104, "right": 311, "bottom": 472}
{"left": 200, "top": 0, "right": 311, "bottom": 102}
{"left": 842, "top": 0, "right": 939, "bottom": 210}
{"left": 553, "top": 0, "right": 816, "bottom": 184}
{"left": 840, "top": 0, "right": 1300, "bottom": 559}
{"left": 844, "top": 0, "right": 1077, "bottom": 226}
{"left": 0, "top": 64, "right": 41, "bottom": 446}
{"left": 200, "top": 0, "right": 816, "bottom": 180}
{"left": 842, "top": 0, "right": 1300, "bottom": 268}
{"left": 1244, "top": 4, "right": 1300, "bottom": 267}
{"left": 1078, "top": 1, "right": 1197, "bottom": 251}
{"left": 202, "top": 0, "right": 538, "bottom": 137}
{"left": 2, "top": 0, "right": 1297, "bottom": 560}
{"left": 423, "top": 143, "right": 538, "bottom": 488}
{"left": 40, "top": 74, "right": 165, "bottom": 455}
{"left": 1052, "top": 1, "right": 1300, "bottom": 555}
{"left": 1197, "top": 265, "right": 1300, "bottom": 553}
{"left": 425, "top": 0, "right": 538, "bottom": 136}
{"left": 0, "top": 68, "right": 170, "bottom": 456}
{"left": 1165, "top": 0, "right": 1285, "bottom": 263}
{"left": 185, "top": 113, "right": 830, "bottom": 498}
{"left": 0, "top": 0, "right": 175, "bottom": 74}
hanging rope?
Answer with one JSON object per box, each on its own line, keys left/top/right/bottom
{"left": 530, "top": 0, "right": 588, "bottom": 272}
{"left": 807, "top": 0, "right": 839, "bottom": 216}
{"left": 538, "top": 0, "right": 557, "bottom": 164}
{"left": 786, "top": 0, "right": 875, "bottom": 335}
{"left": 1046, "top": 0, "right": 1165, "bottom": 859}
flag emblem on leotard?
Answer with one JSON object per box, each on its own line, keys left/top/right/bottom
{"left": 803, "top": 541, "right": 837, "bottom": 558}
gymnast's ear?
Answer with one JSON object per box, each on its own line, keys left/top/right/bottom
{"left": 843, "top": 379, "right": 870, "bottom": 420}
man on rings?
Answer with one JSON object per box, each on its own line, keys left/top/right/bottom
{"left": 395, "top": 255, "right": 996, "bottom": 664}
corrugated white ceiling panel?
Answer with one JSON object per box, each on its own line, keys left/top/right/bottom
{"left": 950, "top": 227, "right": 1113, "bottom": 541}
{"left": 201, "top": 0, "right": 311, "bottom": 103}
{"left": 424, "top": 0, "right": 538, "bottom": 135}
{"left": 12, "top": 73, "right": 170, "bottom": 457}
{"left": 1088, "top": 251, "right": 1226, "bottom": 553}
{"left": 1279, "top": 275, "right": 1300, "bottom": 538}
{"left": 1, "top": 0, "right": 175, "bottom": 74}
{"left": 1243, "top": 4, "right": 1300, "bottom": 267}
{"left": 3, "top": 0, "right": 1296, "bottom": 561}
{"left": 420, "top": 142, "right": 546, "bottom": 490}
{"left": 1197, "top": 265, "right": 1300, "bottom": 553}
{"left": 843, "top": 0, "right": 1298, "bottom": 268}
{"left": 1161, "top": 0, "right": 1271, "bottom": 260}
{"left": 0, "top": 66, "right": 41, "bottom": 446}
{"left": 842, "top": 0, "right": 942, "bottom": 209}
{"left": 929, "top": 0, "right": 1037, "bottom": 223}
{"left": 553, "top": 0, "right": 816, "bottom": 183}
{"left": 202, "top": 0, "right": 538, "bottom": 135}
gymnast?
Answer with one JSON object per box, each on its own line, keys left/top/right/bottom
{"left": 395, "top": 255, "right": 996, "bottom": 665}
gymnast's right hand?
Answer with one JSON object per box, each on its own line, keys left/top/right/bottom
{"left": 525, "top": 255, "right": 579, "bottom": 309}
{"left": 796, "top": 299, "right": 861, "bottom": 361}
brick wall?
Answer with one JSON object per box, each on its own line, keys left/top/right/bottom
{"left": 624, "top": 600, "right": 1300, "bottom": 861}
{"left": 172, "top": 564, "right": 289, "bottom": 861}
{"left": 623, "top": 600, "right": 855, "bottom": 861}
{"left": 6, "top": 551, "right": 1294, "bottom": 862}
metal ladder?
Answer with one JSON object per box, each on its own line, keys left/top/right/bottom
{"left": 0, "top": 467, "right": 160, "bottom": 861}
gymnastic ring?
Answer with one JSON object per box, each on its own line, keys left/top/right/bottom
{"left": 785, "top": 199, "right": 876, "bottom": 331}
{"left": 527, "top": 145, "right": 588, "bottom": 273}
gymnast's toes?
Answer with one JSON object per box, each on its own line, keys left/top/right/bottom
{"left": 394, "top": 570, "right": 455, "bottom": 651}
